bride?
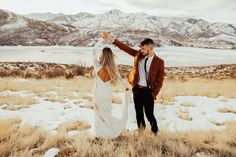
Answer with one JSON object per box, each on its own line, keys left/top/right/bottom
{"left": 92, "top": 38, "right": 129, "bottom": 138}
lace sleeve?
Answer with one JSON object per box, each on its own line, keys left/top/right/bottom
{"left": 92, "top": 38, "right": 104, "bottom": 72}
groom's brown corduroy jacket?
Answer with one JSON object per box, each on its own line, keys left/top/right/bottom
{"left": 112, "top": 39, "right": 165, "bottom": 99}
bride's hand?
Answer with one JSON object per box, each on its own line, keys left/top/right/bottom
{"left": 102, "top": 32, "right": 109, "bottom": 40}
{"left": 102, "top": 32, "right": 114, "bottom": 42}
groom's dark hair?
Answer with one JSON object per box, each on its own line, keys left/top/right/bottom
{"left": 140, "top": 38, "right": 154, "bottom": 46}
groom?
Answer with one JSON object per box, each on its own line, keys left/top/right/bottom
{"left": 102, "top": 32, "right": 165, "bottom": 135}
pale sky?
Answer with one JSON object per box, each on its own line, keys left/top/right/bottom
{"left": 0, "top": 0, "right": 235, "bottom": 24}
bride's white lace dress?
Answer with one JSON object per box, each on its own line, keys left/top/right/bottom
{"left": 92, "top": 39, "right": 129, "bottom": 138}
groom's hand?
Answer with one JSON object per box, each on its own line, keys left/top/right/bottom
{"left": 152, "top": 93, "right": 156, "bottom": 100}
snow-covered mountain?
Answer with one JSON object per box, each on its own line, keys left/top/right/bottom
{"left": 0, "top": 10, "right": 79, "bottom": 46}
{"left": 1, "top": 9, "right": 236, "bottom": 49}
{"left": 24, "top": 12, "right": 64, "bottom": 21}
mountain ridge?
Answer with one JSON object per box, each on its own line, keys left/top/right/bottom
{"left": 0, "top": 9, "right": 235, "bottom": 49}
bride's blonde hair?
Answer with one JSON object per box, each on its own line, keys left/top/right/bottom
{"left": 99, "top": 47, "right": 118, "bottom": 84}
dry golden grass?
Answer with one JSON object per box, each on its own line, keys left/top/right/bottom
{"left": 180, "top": 101, "right": 196, "bottom": 107}
{"left": 0, "top": 77, "right": 236, "bottom": 108}
{"left": 45, "top": 78, "right": 96, "bottom": 104}
{"left": 210, "top": 121, "right": 224, "bottom": 126}
{"left": 76, "top": 102, "right": 94, "bottom": 109}
{"left": 0, "top": 77, "right": 94, "bottom": 111}
{"left": 0, "top": 95, "right": 38, "bottom": 110}
{"left": 157, "top": 78, "right": 236, "bottom": 104}
{"left": 63, "top": 104, "right": 72, "bottom": 109}
{"left": 1, "top": 77, "right": 236, "bottom": 156}
{"left": 218, "top": 97, "right": 230, "bottom": 103}
{"left": 0, "top": 118, "right": 47, "bottom": 157}
{"left": 0, "top": 77, "right": 93, "bottom": 96}
{"left": 178, "top": 112, "right": 193, "bottom": 121}
{"left": 56, "top": 121, "right": 91, "bottom": 133}
{"left": 44, "top": 96, "right": 65, "bottom": 103}
{"left": 82, "top": 94, "right": 93, "bottom": 102}
{"left": 0, "top": 119, "right": 236, "bottom": 157}
{"left": 217, "top": 108, "right": 236, "bottom": 115}
{"left": 65, "top": 92, "right": 79, "bottom": 100}
{"left": 0, "top": 62, "right": 88, "bottom": 79}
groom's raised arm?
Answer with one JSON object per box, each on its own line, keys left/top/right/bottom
{"left": 112, "top": 39, "right": 138, "bottom": 57}
{"left": 102, "top": 32, "right": 138, "bottom": 57}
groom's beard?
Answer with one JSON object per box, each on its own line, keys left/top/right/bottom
{"left": 141, "top": 51, "right": 148, "bottom": 56}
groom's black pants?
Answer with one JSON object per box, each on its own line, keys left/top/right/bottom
{"left": 132, "top": 85, "right": 158, "bottom": 133}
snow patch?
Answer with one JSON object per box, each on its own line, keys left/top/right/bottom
{"left": 209, "top": 34, "right": 236, "bottom": 43}
{"left": 1, "top": 18, "right": 27, "bottom": 30}
{"left": 0, "top": 89, "right": 236, "bottom": 133}
{"left": 43, "top": 148, "right": 60, "bottom": 157}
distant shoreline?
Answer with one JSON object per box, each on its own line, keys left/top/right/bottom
{"left": 1, "top": 46, "right": 236, "bottom": 67}
{"left": 0, "top": 62, "right": 235, "bottom": 80}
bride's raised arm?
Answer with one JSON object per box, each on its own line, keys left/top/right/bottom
{"left": 92, "top": 38, "right": 104, "bottom": 70}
